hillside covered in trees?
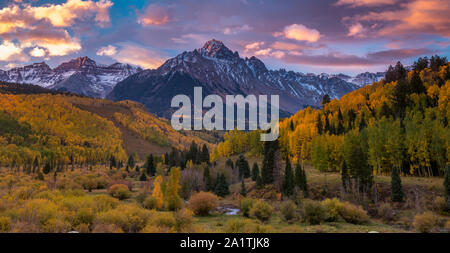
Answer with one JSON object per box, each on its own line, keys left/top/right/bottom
{"left": 0, "top": 83, "right": 212, "bottom": 171}
{"left": 214, "top": 55, "right": 449, "bottom": 179}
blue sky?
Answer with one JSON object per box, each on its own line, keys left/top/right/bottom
{"left": 0, "top": 0, "right": 449, "bottom": 75}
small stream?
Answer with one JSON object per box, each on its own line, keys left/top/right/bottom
{"left": 217, "top": 206, "right": 240, "bottom": 215}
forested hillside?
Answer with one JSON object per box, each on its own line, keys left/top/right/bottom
{"left": 0, "top": 83, "right": 211, "bottom": 169}
{"left": 213, "top": 56, "right": 449, "bottom": 179}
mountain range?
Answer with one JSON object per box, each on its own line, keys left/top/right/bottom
{"left": 0, "top": 39, "right": 385, "bottom": 116}
{"left": 0, "top": 57, "right": 142, "bottom": 98}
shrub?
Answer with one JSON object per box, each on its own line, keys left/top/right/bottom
{"left": 413, "top": 212, "right": 439, "bottom": 233}
{"left": 93, "top": 195, "right": 119, "bottom": 212}
{"left": 149, "top": 212, "right": 177, "bottom": 228}
{"left": 0, "top": 216, "right": 11, "bottom": 232}
{"left": 249, "top": 200, "right": 274, "bottom": 222}
{"left": 433, "top": 196, "right": 447, "bottom": 214}
{"left": 143, "top": 196, "right": 158, "bottom": 210}
{"left": 73, "top": 207, "right": 95, "bottom": 227}
{"left": 302, "top": 199, "right": 327, "bottom": 225}
{"left": 175, "top": 208, "right": 194, "bottom": 232}
{"left": 42, "top": 218, "right": 71, "bottom": 233}
{"left": 108, "top": 184, "right": 131, "bottom": 200}
{"left": 95, "top": 204, "right": 151, "bottom": 232}
{"left": 320, "top": 198, "right": 370, "bottom": 224}
{"left": 377, "top": 203, "right": 395, "bottom": 222}
{"left": 240, "top": 198, "right": 255, "bottom": 217}
{"left": 188, "top": 191, "right": 219, "bottom": 216}
{"left": 279, "top": 200, "right": 297, "bottom": 223}
{"left": 338, "top": 201, "right": 370, "bottom": 224}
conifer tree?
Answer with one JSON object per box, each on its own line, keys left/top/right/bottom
{"left": 316, "top": 114, "right": 323, "bottom": 135}
{"left": 282, "top": 156, "right": 295, "bottom": 197}
{"left": 203, "top": 166, "right": 214, "bottom": 191}
{"left": 214, "top": 173, "right": 229, "bottom": 197}
{"left": 237, "top": 155, "right": 250, "bottom": 179}
{"left": 410, "top": 70, "right": 425, "bottom": 94}
{"left": 251, "top": 162, "right": 259, "bottom": 181}
{"left": 240, "top": 179, "right": 246, "bottom": 197}
{"left": 261, "top": 141, "right": 275, "bottom": 185}
{"left": 139, "top": 172, "right": 147, "bottom": 181}
{"left": 256, "top": 174, "right": 263, "bottom": 190}
{"left": 200, "top": 144, "right": 210, "bottom": 164}
{"left": 127, "top": 154, "right": 135, "bottom": 168}
{"left": 391, "top": 168, "right": 404, "bottom": 202}
{"left": 146, "top": 154, "right": 155, "bottom": 176}
{"left": 43, "top": 161, "right": 51, "bottom": 174}
{"left": 110, "top": 155, "right": 116, "bottom": 170}
{"left": 341, "top": 160, "right": 349, "bottom": 191}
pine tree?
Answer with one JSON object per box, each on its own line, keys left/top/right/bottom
{"left": 225, "top": 159, "right": 234, "bottom": 170}
{"left": 32, "top": 156, "right": 39, "bottom": 173}
{"left": 214, "top": 173, "right": 229, "bottom": 197}
{"left": 261, "top": 141, "right": 275, "bottom": 185}
{"left": 200, "top": 144, "right": 210, "bottom": 164}
{"left": 444, "top": 165, "right": 450, "bottom": 211}
{"left": 251, "top": 162, "right": 259, "bottom": 181}
{"left": 324, "top": 114, "right": 330, "bottom": 133}
{"left": 290, "top": 120, "right": 294, "bottom": 131}
{"left": 316, "top": 114, "right": 323, "bottom": 135}
{"left": 300, "top": 165, "right": 308, "bottom": 197}
{"left": 240, "top": 179, "right": 246, "bottom": 197}
{"left": 203, "top": 166, "right": 214, "bottom": 191}
{"left": 412, "top": 57, "right": 428, "bottom": 72}
{"left": 359, "top": 114, "right": 366, "bottom": 131}
{"left": 188, "top": 141, "right": 198, "bottom": 164}
{"left": 282, "top": 156, "right": 295, "bottom": 197}
{"left": 146, "top": 154, "right": 155, "bottom": 176}
{"left": 337, "top": 109, "right": 345, "bottom": 134}
{"left": 127, "top": 154, "right": 135, "bottom": 168}
{"left": 391, "top": 168, "right": 404, "bottom": 202}
{"left": 321, "top": 94, "right": 330, "bottom": 106}
{"left": 237, "top": 155, "right": 250, "bottom": 179}
{"left": 410, "top": 70, "right": 426, "bottom": 94}
{"left": 139, "top": 172, "right": 147, "bottom": 181}
{"left": 341, "top": 160, "right": 349, "bottom": 191}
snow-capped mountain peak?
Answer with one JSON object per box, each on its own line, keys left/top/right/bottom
{"left": 0, "top": 57, "right": 142, "bottom": 98}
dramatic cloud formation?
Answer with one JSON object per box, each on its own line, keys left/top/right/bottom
{"left": 0, "top": 41, "right": 25, "bottom": 61}
{"left": 0, "top": 0, "right": 113, "bottom": 61}
{"left": 347, "top": 22, "right": 366, "bottom": 37}
{"left": 138, "top": 4, "right": 171, "bottom": 26}
{"left": 352, "top": 0, "right": 450, "bottom": 37}
{"left": 96, "top": 45, "right": 117, "bottom": 56}
{"left": 111, "top": 43, "right": 165, "bottom": 69}
{"left": 276, "top": 24, "right": 321, "bottom": 43}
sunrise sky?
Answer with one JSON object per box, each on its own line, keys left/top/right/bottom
{"left": 0, "top": 0, "right": 449, "bottom": 75}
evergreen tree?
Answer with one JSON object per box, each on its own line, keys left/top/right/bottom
{"left": 324, "top": 114, "right": 330, "bottom": 133}
{"left": 282, "top": 156, "right": 295, "bottom": 197}
{"left": 200, "top": 144, "right": 210, "bottom": 164}
{"left": 127, "top": 154, "right": 135, "bottom": 168}
{"left": 225, "top": 159, "right": 234, "bottom": 170}
{"left": 236, "top": 155, "right": 250, "bottom": 179}
{"left": 384, "top": 65, "right": 395, "bottom": 83}
{"left": 391, "top": 168, "right": 404, "bottom": 202}
{"left": 125, "top": 165, "right": 129, "bottom": 172}
{"left": 321, "top": 94, "right": 331, "bottom": 106}
{"left": 214, "top": 173, "right": 229, "bottom": 197}
{"left": 348, "top": 109, "right": 356, "bottom": 130}
{"left": 290, "top": 120, "right": 294, "bottom": 131}
{"left": 203, "top": 166, "right": 214, "bottom": 191}
{"left": 410, "top": 70, "right": 426, "bottom": 94}
{"left": 392, "top": 78, "right": 410, "bottom": 119}
{"left": 146, "top": 154, "right": 155, "bottom": 176}
{"left": 240, "top": 179, "right": 246, "bottom": 197}
{"left": 251, "top": 162, "right": 259, "bottom": 181}
{"left": 188, "top": 141, "right": 199, "bottom": 164}
{"left": 341, "top": 160, "right": 350, "bottom": 191}
{"left": 337, "top": 109, "right": 345, "bottom": 134}
{"left": 444, "top": 164, "right": 450, "bottom": 211}
{"left": 261, "top": 141, "right": 275, "bottom": 185}
{"left": 139, "top": 172, "right": 147, "bottom": 181}
{"left": 412, "top": 57, "right": 428, "bottom": 72}
{"left": 316, "top": 114, "right": 323, "bottom": 135}
{"left": 430, "top": 55, "right": 447, "bottom": 72}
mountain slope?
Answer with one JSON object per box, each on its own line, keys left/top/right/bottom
{"left": 108, "top": 40, "right": 360, "bottom": 117}
{"left": 0, "top": 82, "right": 212, "bottom": 163}
{"left": 0, "top": 57, "right": 142, "bottom": 98}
